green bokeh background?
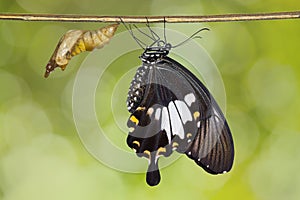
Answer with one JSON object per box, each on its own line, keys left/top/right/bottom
{"left": 1, "top": 1, "right": 300, "bottom": 200}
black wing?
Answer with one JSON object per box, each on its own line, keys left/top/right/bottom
{"left": 126, "top": 56, "right": 234, "bottom": 185}
{"left": 162, "top": 57, "right": 234, "bottom": 174}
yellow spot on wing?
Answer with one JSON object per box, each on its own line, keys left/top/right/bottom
{"left": 133, "top": 140, "right": 140, "bottom": 147}
{"left": 143, "top": 150, "right": 151, "bottom": 159}
{"left": 136, "top": 106, "right": 146, "bottom": 111}
{"left": 147, "top": 107, "right": 154, "bottom": 116}
{"left": 144, "top": 150, "right": 150, "bottom": 155}
{"left": 193, "top": 111, "right": 200, "bottom": 120}
{"left": 187, "top": 133, "right": 192, "bottom": 138}
{"left": 172, "top": 142, "right": 179, "bottom": 148}
{"left": 130, "top": 115, "right": 139, "bottom": 125}
{"left": 157, "top": 147, "right": 166, "bottom": 155}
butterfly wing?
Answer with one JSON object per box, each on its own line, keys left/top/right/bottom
{"left": 161, "top": 57, "right": 234, "bottom": 174}
{"left": 127, "top": 63, "right": 199, "bottom": 186}
{"left": 127, "top": 56, "right": 234, "bottom": 185}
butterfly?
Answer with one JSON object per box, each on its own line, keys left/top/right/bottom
{"left": 124, "top": 22, "right": 234, "bottom": 186}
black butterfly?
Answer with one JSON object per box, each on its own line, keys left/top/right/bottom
{"left": 124, "top": 22, "right": 234, "bottom": 186}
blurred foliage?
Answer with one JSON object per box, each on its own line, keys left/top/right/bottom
{"left": 1, "top": 1, "right": 300, "bottom": 200}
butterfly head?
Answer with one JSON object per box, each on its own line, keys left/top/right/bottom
{"left": 140, "top": 41, "right": 172, "bottom": 64}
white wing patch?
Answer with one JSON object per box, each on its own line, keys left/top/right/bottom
{"left": 161, "top": 107, "right": 171, "bottom": 143}
{"left": 184, "top": 93, "right": 196, "bottom": 107}
{"left": 160, "top": 100, "right": 193, "bottom": 143}
{"left": 168, "top": 102, "right": 184, "bottom": 139}
{"left": 155, "top": 108, "right": 161, "bottom": 120}
{"left": 174, "top": 100, "right": 192, "bottom": 123}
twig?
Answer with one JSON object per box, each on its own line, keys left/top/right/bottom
{"left": 0, "top": 11, "right": 300, "bottom": 23}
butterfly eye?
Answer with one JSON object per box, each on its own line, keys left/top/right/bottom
{"left": 165, "top": 43, "right": 172, "bottom": 50}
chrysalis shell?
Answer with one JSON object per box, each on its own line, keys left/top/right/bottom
{"left": 44, "top": 24, "right": 119, "bottom": 78}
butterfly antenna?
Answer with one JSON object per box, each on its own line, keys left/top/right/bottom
{"left": 172, "top": 27, "right": 210, "bottom": 48}
{"left": 119, "top": 17, "right": 146, "bottom": 50}
{"left": 144, "top": 18, "right": 163, "bottom": 48}
{"left": 129, "top": 24, "right": 148, "bottom": 49}
{"left": 132, "top": 24, "right": 157, "bottom": 43}
{"left": 145, "top": 17, "right": 160, "bottom": 42}
{"left": 163, "top": 17, "right": 167, "bottom": 44}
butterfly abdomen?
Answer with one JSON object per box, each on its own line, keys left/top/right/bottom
{"left": 127, "top": 65, "right": 150, "bottom": 112}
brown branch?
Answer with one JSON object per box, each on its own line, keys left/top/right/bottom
{"left": 0, "top": 11, "right": 300, "bottom": 23}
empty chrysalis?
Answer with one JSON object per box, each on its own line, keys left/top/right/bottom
{"left": 44, "top": 24, "right": 119, "bottom": 78}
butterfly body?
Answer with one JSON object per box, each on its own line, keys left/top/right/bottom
{"left": 127, "top": 39, "right": 234, "bottom": 186}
